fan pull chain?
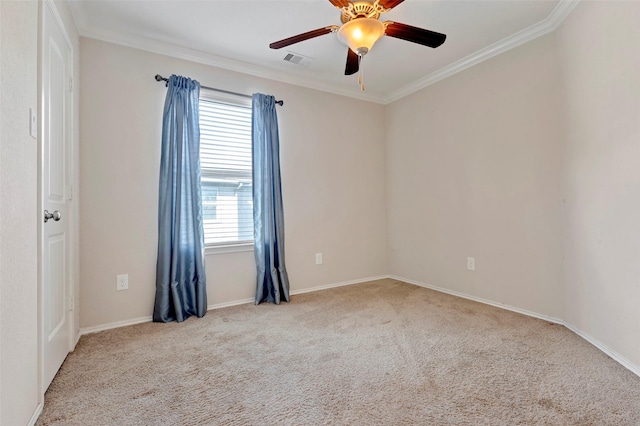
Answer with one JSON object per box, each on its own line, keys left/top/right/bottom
{"left": 357, "top": 54, "right": 365, "bottom": 91}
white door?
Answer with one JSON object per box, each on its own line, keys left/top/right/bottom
{"left": 41, "top": 2, "right": 72, "bottom": 390}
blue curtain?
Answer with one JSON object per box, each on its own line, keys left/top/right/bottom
{"left": 154, "top": 75, "right": 207, "bottom": 322}
{"left": 252, "top": 93, "right": 290, "bottom": 305}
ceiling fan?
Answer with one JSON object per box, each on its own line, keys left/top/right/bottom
{"left": 269, "top": 0, "right": 446, "bottom": 91}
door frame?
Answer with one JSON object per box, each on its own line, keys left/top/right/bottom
{"left": 37, "top": 0, "right": 79, "bottom": 399}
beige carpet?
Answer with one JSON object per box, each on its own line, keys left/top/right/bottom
{"left": 37, "top": 279, "right": 640, "bottom": 425}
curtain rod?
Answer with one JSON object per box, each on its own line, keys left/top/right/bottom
{"left": 154, "top": 74, "right": 284, "bottom": 106}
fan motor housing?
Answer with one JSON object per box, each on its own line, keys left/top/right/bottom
{"left": 340, "top": 1, "right": 388, "bottom": 24}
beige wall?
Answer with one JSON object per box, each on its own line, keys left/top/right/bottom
{"left": 557, "top": 2, "right": 640, "bottom": 368}
{"left": 79, "top": 1, "right": 640, "bottom": 378}
{"left": 0, "top": 1, "right": 633, "bottom": 424}
{"left": 385, "top": 33, "right": 565, "bottom": 319}
{"left": 79, "top": 38, "right": 388, "bottom": 328}
{"left": 0, "top": 1, "right": 39, "bottom": 424}
{"left": 385, "top": 0, "right": 640, "bottom": 372}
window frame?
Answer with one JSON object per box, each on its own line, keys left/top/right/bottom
{"left": 199, "top": 89, "right": 254, "bottom": 255}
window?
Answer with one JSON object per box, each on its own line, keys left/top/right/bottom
{"left": 199, "top": 92, "right": 253, "bottom": 246}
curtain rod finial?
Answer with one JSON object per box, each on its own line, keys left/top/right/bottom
{"left": 155, "top": 74, "right": 169, "bottom": 87}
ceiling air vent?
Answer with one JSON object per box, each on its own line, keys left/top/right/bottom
{"left": 282, "top": 52, "right": 314, "bottom": 66}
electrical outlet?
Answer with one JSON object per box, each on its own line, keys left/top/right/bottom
{"left": 467, "top": 257, "right": 475, "bottom": 271}
{"left": 116, "top": 274, "right": 129, "bottom": 291}
{"left": 315, "top": 253, "right": 323, "bottom": 265}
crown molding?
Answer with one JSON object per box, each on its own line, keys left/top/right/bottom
{"left": 66, "top": 0, "right": 87, "bottom": 35}
{"left": 75, "top": 25, "right": 387, "bottom": 105}
{"left": 382, "top": 0, "right": 580, "bottom": 104}
{"left": 68, "top": 0, "right": 578, "bottom": 107}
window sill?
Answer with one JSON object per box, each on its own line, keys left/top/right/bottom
{"left": 205, "top": 242, "right": 254, "bottom": 256}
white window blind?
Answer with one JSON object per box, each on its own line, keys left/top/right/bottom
{"left": 199, "top": 95, "right": 253, "bottom": 245}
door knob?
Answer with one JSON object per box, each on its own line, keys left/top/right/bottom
{"left": 44, "top": 210, "right": 61, "bottom": 223}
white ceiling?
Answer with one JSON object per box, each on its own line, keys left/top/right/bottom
{"left": 68, "top": 0, "right": 576, "bottom": 104}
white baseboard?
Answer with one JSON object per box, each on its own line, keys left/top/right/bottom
{"left": 80, "top": 315, "right": 153, "bottom": 336}
{"left": 28, "top": 403, "right": 43, "bottom": 426}
{"left": 390, "top": 275, "right": 563, "bottom": 324}
{"left": 390, "top": 274, "right": 640, "bottom": 378}
{"left": 79, "top": 275, "right": 389, "bottom": 336}
{"left": 290, "top": 275, "right": 390, "bottom": 296}
{"left": 79, "top": 301, "right": 256, "bottom": 337}
{"left": 72, "top": 329, "right": 81, "bottom": 350}
{"left": 563, "top": 322, "right": 640, "bottom": 378}
{"left": 207, "top": 297, "right": 255, "bottom": 310}
{"left": 77, "top": 274, "right": 639, "bottom": 379}
{"left": 205, "top": 275, "right": 390, "bottom": 309}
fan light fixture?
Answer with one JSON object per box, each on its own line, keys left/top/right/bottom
{"left": 337, "top": 18, "right": 385, "bottom": 56}
{"left": 336, "top": 18, "right": 385, "bottom": 90}
{"left": 268, "top": 0, "right": 447, "bottom": 92}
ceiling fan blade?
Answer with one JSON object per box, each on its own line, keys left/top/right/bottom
{"left": 269, "top": 27, "right": 335, "bottom": 49}
{"left": 379, "top": 0, "right": 405, "bottom": 9}
{"left": 384, "top": 22, "right": 446, "bottom": 48}
{"left": 345, "top": 48, "right": 359, "bottom": 75}
{"left": 328, "top": 0, "right": 350, "bottom": 7}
